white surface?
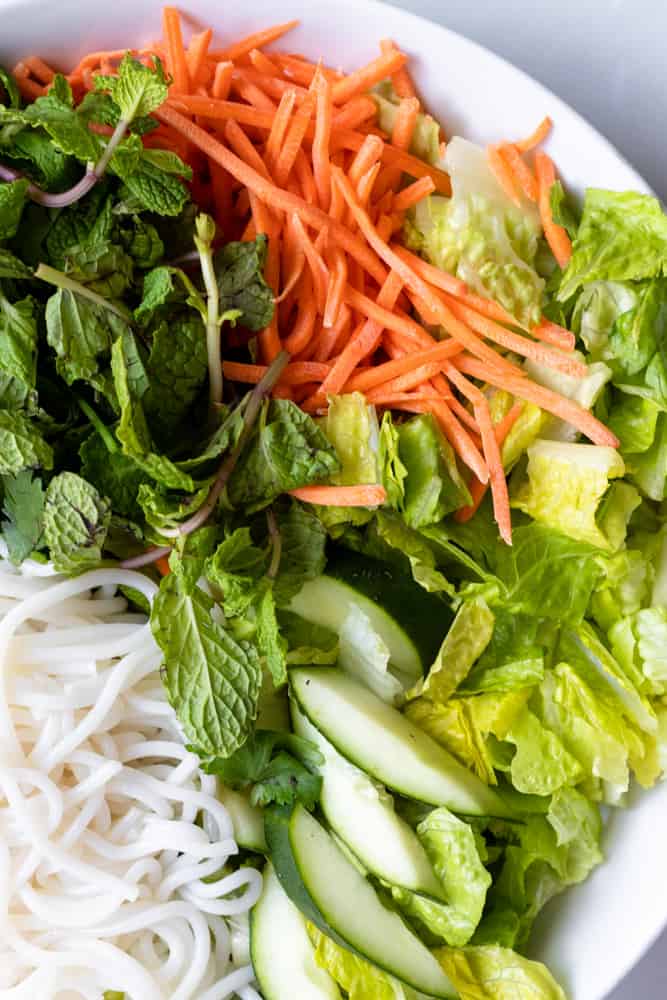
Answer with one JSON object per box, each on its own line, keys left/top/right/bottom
{"left": 1, "top": 2, "right": 665, "bottom": 998}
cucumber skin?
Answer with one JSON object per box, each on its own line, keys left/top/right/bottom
{"left": 326, "top": 548, "right": 453, "bottom": 668}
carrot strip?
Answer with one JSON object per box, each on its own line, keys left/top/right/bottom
{"left": 156, "top": 104, "right": 387, "bottom": 283}
{"left": 313, "top": 303, "right": 352, "bottom": 362}
{"left": 162, "top": 7, "right": 190, "bottom": 94}
{"left": 531, "top": 318, "right": 576, "bottom": 352}
{"left": 374, "top": 95, "right": 421, "bottom": 197}
{"left": 356, "top": 162, "right": 382, "bottom": 207}
{"left": 249, "top": 47, "right": 280, "bottom": 76}
{"left": 389, "top": 243, "right": 467, "bottom": 297}
{"left": 312, "top": 71, "right": 333, "bottom": 210}
{"left": 487, "top": 144, "right": 522, "bottom": 207}
{"left": 500, "top": 143, "right": 538, "bottom": 202}
{"left": 294, "top": 147, "right": 317, "bottom": 204}
{"left": 232, "top": 75, "right": 277, "bottom": 112}
{"left": 324, "top": 247, "right": 348, "bottom": 329}
{"left": 274, "top": 92, "right": 316, "bottom": 186}
{"left": 168, "top": 94, "right": 274, "bottom": 127}
{"left": 455, "top": 401, "right": 523, "bottom": 522}
{"left": 223, "top": 120, "right": 272, "bottom": 185}
{"left": 289, "top": 484, "right": 387, "bottom": 506}
{"left": 277, "top": 53, "right": 344, "bottom": 84}
{"left": 265, "top": 87, "right": 297, "bottom": 174}
{"left": 186, "top": 29, "right": 213, "bottom": 89}
{"left": 393, "top": 396, "right": 488, "bottom": 483}
{"left": 344, "top": 285, "right": 434, "bottom": 348}
{"left": 291, "top": 215, "right": 329, "bottom": 314}
{"left": 456, "top": 355, "right": 619, "bottom": 447}
{"left": 331, "top": 96, "right": 378, "bottom": 130}
{"left": 348, "top": 135, "right": 385, "bottom": 187}
{"left": 24, "top": 56, "right": 55, "bottom": 85}
{"left": 332, "top": 50, "right": 408, "bottom": 106}
{"left": 515, "top": 115, "right": 552, "bottom": 153}
{"left": 156, "top": 554, "right": 172, "bottom": 577}
{"left": 443, "top": 295, "right": 586, "bottom": 376}
{"left": 535, "top": 151, "right": 572, "bottom": 269}
{"left": 445, "top": 363, "right": 511, "bottom": 543}
{"left": 213, "top": 21, "right": 299, "bottom": 63}
{"left": 223, "top": 360, "right": 330, "bottom": 385}
{"left": 366, "top": 365, "right": 452, "bottom": 400}
{"left": 13, "top": 73, "right": 45, "bottom": 100}
{"left": 284, "top": 272, "right": 318, "bottom": 354}
{"left": 209, "top": 161, "right": 233, "bottom": 229}
{"left": 236, "top": 64, "right": 308, "bottom": 102}
{"left": 380, "top": 39, "right": 418, "bottom": 99}
{"left": 392, "top": 176, "right": 435, "bottom": 213}
{"left": 345, "top": 340, "right": 461, "bottom": 393}
{"left": 212, "top": 61, "right": 234, "bottom": 100}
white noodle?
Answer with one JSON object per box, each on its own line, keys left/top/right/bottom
{"left": 0, "top": 559, "right": 262, "bottom": 998}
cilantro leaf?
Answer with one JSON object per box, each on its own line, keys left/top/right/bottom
{"left": 95, "top": 53, "right": 169, "bottom": 122}
{"left": 150, "top": 572, "right": 262, "bottom": 757}
{"left": 1, "top": 470, "right": 45, "bottom": 563}
{"left": 43, "top": 471, "right": 110, "bottom": 572}
{"left": 111, "top": 330, "right": 195, "bottom": 490}
{"left": 45, "top": 287, "right": 130, "bottom": 390}
{"left": 79, "top": 431, "right": 151, "bottom": 520}
{"left": 0, "top": 411, "right": 52, "bottom": 474}
{"left": 0, "top": 179, "right": 29, "bottom": 240}
{"left": 228, "top": 399, "right": 340, "bottom": 510}
{"left": 256, "top": 585, "right": 288, "bottom": 687}
{"left": 201, "top": 729, "right": 323, "bottom": 809}
{"left": 215, "top": 235, "right": 274, "bottom": 331}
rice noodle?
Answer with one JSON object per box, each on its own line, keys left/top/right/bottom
{"left": 0, "top": 556, "right": 262, "bottom": 999}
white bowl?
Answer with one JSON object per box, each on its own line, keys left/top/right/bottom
{"left": 1, "top": 2, "right": 665, "bottom": 997}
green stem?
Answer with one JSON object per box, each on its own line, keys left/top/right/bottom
{"left": 35, "top": 264, "right": 133, "bottom": 322}
{"left": 76, "top": 396, "right": 119, "bottom": 454}
{"left": 198, "top": 239, "right": 223, "bottom": 416}
{"left": 266, "top": 508, "right": 282, "bottom": 581}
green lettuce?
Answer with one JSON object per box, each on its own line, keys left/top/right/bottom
{"left": 571, "top": 279, "right": 639, "bottom": 359}
{"left": 373, "top": 82, "right": 441, "bottom": 165}
{"left": 523, "top": 353, "right": 611, "bottom": 442}
{"left": 436, "top": 945, "right": 567, "bottom": 999}
{"left": 610, "top": 608, "right": 667, "bottom": 696}
{"left": 378, "top": 410, "right": 407, "bottom": 509}
{"left": 308, "top": 924, "right": 416, "bottom": 1000}
{"left": 408, "top": 599, "right": 495, "bottom": 701}
{"left": 316, "top": 392, "right": 380, "bottom": 529}
{"left": 398, "top": 413, "right": 471, "bottom": 528}
{"left": 406, "top": 137, "right": 543, "bottom": 327}
{"left": 512, "top": 439, "right": 625, "bottom": 548}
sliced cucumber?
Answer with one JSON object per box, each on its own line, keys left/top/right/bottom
{"left": 217, "top": 785, "right": 266, "bottom": 853}
{"left": 289, "top": 550, "right": 451, "bottom": 686}
{"left": 292, "top": 702, "right": 443, "bottom": 897}
{"left": 251, "top": 862, "right": 342, "bottom": 1000}
{"left": 266, "top": 804, "right": 456, "bottom": 998}
{"left": 290, "top": 667, "right": 514, "bottom": 818}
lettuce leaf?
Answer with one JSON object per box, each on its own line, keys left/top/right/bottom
{"left": 316, "top": 392, "right": 380, "bottom": 529}
{"left": 523, "top": 354, "right": 611, "bottom": 442}
{"left": 610, "top": 608, "right": 667, "bottom": 696}
{"left": 436, "top": 945, "right": 566, "bottom": 1000}
{"left": 378, "top": 410, "right": 407, "bottom": 509}
{"left": 398, "top": 413, "right": 470, "bottom": 528}
{"left": 373, "top": 82, "right": 441, "bottom": 165}
{"left": 408, "top": 599, "right": 495, "bottom": 702}
{"left": 307, "top": 924, "right": 416, "bottom": 1000}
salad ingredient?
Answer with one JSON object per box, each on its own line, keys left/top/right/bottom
{"left": 290, "top": 667, "right": 514, "bottom": 816}
{"left": 251, "top": 863, "right": 342, "bottom": 1000}
{"left": 217, "top": 785, "right": 268, "bottom": 852}
{"left": 265, "top": 803, "right": 457, "bottom": 997}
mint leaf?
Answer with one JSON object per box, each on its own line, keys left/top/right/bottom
{"left": 175, "top": 403, "right": 245, "bottom": 472}
{"left": 95, "top": 53, "right": 169, "bottom": 121}
{"left": 43, "top": 471, "right": 110, "bottom": 572}
{"left": 116, "top": 151, "right": 190, "bottom": 217}
{"left": 138, "top": 481, "right": 209, "bottom": 535}
{"left": 2, "top": 129, "right": 79, "bottom": 192}
{"left": 0, "top": 250, "right": 32, "bottom": 280}
{"left": 150, "top": 573, "right": 262, "bottom": 757}
{"left": 0, "top": 179, "right": 29, "bottom": 240}
{"left": 272, "top": 501, "right": 327, "bottom": 607}
{"left": 0, "top": 294, "right": 37, "bottom": 391}
{"left": 120, "top": 216, "right": 163, "bottom": 268}
{"left": 12, "top": 89, "right": 101, "bottom": 162}
{"left": 111, "top": 330, "right": 194, "bottom": 490}
{"left": 256, "top": 585, "right": 287, "bottom": 686}
{"left": 205, "top": 526, "right": 268, "bottom": 616}
{"left": 200, "top": 729, "right": 322, "bottom": 809}
{"left": 45, "top": 287, "right": 130, "bottom": 389}
{"left": 79, "top": 90, "right": 159, "bottom": 136}
{"left": 1, "top": 470, "right": 45, "bottom": 563}
{"left": 134, "top": 265, "right": 182, "bottom": 324}
{"left": 0, "top": 67, "right": 20, "bottom": 109}
{"left": 45, "top": 186, "right": 111, "bottom": 268}
{"left": 0, "top": 411, "right": 52, "bottom": 474}
{"left": 215, "top": 235, "right": 274, "bottom": 331}
{"left": 79, "top": 431, "right": 151, "bottom": 519}
{"left": 228, "top": 399, "right": 340, "bottom": 510}
{"left": 143, "top": 316, "right": 208, "bottom": 432}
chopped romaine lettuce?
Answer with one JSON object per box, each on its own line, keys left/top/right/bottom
{"left": 373, "top": 81, "right": 442, "bottom": 165}
{"left": 436, "top": 945, "right": 567, "bottom": 999}
{"left": 398, "top": 413, "right": 471, "bottom": 528}
{"left": 524, "top": 353, "right": 612, "bottom": 442}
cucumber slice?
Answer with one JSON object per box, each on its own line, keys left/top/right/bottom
{"left": 217, "top": 785, "right": 266, "bottom": 853}
{"left": 290, "top": 550, "right": 451, "bottom": 685}
{"left": 291, "top": 667, "right": 513, "bottom": 819}
{"left": 251, "top": 862, "right": 342, "bottom": 1000}
{"left": 266, "top": 804, "right": 456, "bottom": 998}
{"left": 292, "top": 702, "right": 443, "bottom": 898}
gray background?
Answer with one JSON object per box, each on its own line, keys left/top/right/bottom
{"left": 392, "top": 3, "right": 666, "bottom": 996}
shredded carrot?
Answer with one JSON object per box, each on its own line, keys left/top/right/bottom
{"left": 213, "top": 20, "right": 299, "bottom": 63}
{"left": 392, "top": 176, "right": 435, "bottom": 213}
{"left": 500, "top": 143, "right": 538, "bottom": 202}
{"left": 331, "top": 96, "right": 378, "bottom": 131}
{"left": 374, "top": 95, "right": 420, "bottom": 197}
{"left": 156, "top": 555, "right": 172, "bottom": 577}
{"left": 265, "top": 88, "right": 297, "bottom": 174}
{"left": 294, "top": 148, "right": 318, "bottom": 204}
{"left": 487, "top": 144, "right": 522, "bottom": 207}
{"left": 169, "top": 94, "right": 274, "bottom": 128}
{"left": 224, "top": 119, "right": 272, "bottom": 181}
{"left": 345, "top": 340, "right": 462, "bottom": 394}
{"left": 291, "top": 214, "right": 329, "bottom": 314}
{"left": 274, "top": 92, "right": 316, "bottom": 186}
{"left": 393, "top": 395, "right": 489, "bottom": 483}
{"left": 332, "top": 49, "right": 408, "bottom": 105}
{"left": 223, "top": 360, "right": 330, "bottom": 385}
{"left": 313, "top": 303, "right": 352, "bottom": 361}
{"left": 532, "top": 318, "right": 576, "bottom": 352}
{"left": 289, "top": 484, "right": 387, "bottom": 506}
{"left": 535, "top": 150, "right": 573, "bottom": 269}
{"left": 389, "top": 244, "right": 467, "bottom": 298}
{"left": 24, "top": 56, "right": 55, "bottom": 85}
{"left": 455, "top": 401, "right": 524, "bottom": 522}
{"left": 456, "top": 354, "right": 618, "bottom": 447}
{"left": 212, "top": 61, "right": 234, "bottom": 100}
{"left": 249, "top": 47, "right": 280, "bottom": 76}
{"left": 186, "top": 29, "right": 213, "bottom": 89}
{"left": 312, "top": 71, "right": 333, "bottom": 210}
{"left": 231, "top": 74, "right": 277, "bottom": 112}
{"left": 515, "top": 115, "right": 553, "bottom": 153}
{"left": 284, "top": 273, "right": 318, "bottom": 354}
{"left": 162, "top": 7, "right": 190, "bottom": 94}
{"left": 13, "top": 73, "right": 45, "bottom": 100}
{"left": 324, "top": 246, "right": 348, "bottom": 328}
{"left": 348, "top": 135, "right": 385, "bottom": 188}
{"left": 380, "top": 39, "right": 418, "bottom": 100}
